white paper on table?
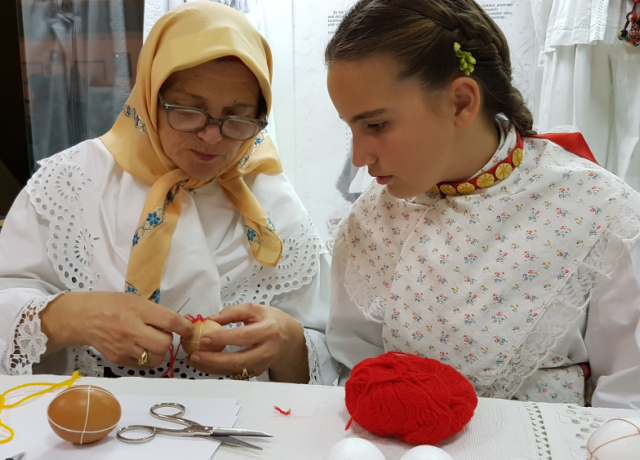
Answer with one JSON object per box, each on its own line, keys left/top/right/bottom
{"left": 0, "top": 395, "right": 242, "bottom": 460}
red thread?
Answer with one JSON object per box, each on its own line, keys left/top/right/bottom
{"left": 186, "top": 314, "right": 206, "bottom": 323}
{"left": 345, "top": 417, "right": 354, "bottom": 431}
{"left": 160, "top": 343, "right": 181, "bottom": 378}
{"left": 162, "top": 315, "right": 206, "bottom": 378}
{"left": 344, "top": 351, "right": 478, "bottom": 445}
{"left": 274, "top": 406, "right": 291, "bottom": 416}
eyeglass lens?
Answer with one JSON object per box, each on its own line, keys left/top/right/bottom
{"left": 168, "top": 109, "right": 259, "bottom": 140}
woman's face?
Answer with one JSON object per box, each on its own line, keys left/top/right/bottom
{"left": 158, "top": 59, "right": 262, "bottom": 180}
{"left": 327, "top": 55, "right": 457, "bottom": 199}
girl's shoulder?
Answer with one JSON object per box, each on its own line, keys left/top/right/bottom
{"left": 522, "top": 133, "right": 624, "bottom": 183}
{"left": 520, "top": 133, "right": 636, "bottom": 199}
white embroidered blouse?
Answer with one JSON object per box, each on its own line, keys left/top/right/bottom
{"left": 328, "top": 123, "right": 640, "bottom": 408}
{"left": 0, "top": 138, "right": 339, "bottom": 385}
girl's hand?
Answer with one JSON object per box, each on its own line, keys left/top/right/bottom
{"left": 185, "top": 303, "right": 309, "bottom": 383}
{"left": 40, "top": 291, "right": 194, "bottom": 369}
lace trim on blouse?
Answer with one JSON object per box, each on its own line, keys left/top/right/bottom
{"left": 26, "top": 148, "right": 101, "bottom": 292}
{"left": 221, "top": 216, "right": 326, "bottom": 307}
{"left": 304, "top": 328, "right": 323, "bottom": 385}
{"left": 4, "top": 294, "right": 59, "bottom": 375}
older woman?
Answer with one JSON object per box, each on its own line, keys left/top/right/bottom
{"left": 0, "top": 2, "right": 337, "bottom": 385}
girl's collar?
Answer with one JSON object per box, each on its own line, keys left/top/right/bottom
{"left": 434, "top": 122, "right": 522, "bottom": 196}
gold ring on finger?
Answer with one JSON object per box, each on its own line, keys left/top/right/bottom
{"left": 230, "top": 368, "right": 257, "bottom": 380}
{"left": 138, "top": 350, "right": 150, "bottom": 366}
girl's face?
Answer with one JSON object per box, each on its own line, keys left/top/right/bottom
{"left": 158, "top": 59, "right": 262, "bottom": 180}
{"left": 327, "top": 56, "right": 458, "bottom": 199}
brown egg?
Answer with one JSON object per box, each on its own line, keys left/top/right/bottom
{"left": 181, "top": 319, "right": 225, "bottom": 355}
{"left": 47, "top": 385, "right": 121, "bottom": 444}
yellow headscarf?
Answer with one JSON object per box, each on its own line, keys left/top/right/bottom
{"left": 100, "top": 1, "right": 283, "bottom": 301}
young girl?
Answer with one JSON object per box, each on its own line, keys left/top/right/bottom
{"left": 326, "top": 0, "right": 640, "bottom": 408}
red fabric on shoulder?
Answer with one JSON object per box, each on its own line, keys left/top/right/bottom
{"left": 530, "top": 132, "right": 599, "bottom": 165}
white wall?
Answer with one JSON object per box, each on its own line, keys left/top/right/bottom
{"left": 263, "top": 0, "right": 297, "bottom": 186}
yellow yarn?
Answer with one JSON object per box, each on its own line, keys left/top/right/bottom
{"left": 0, "top": 371, "right": 81, "bottom": 443}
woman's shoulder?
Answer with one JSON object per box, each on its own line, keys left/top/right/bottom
{"left": 26, "top": 139, "right": 123, "bottom": 218}
{"left": 29, "top": 138, "right": 117, "bottom": 182}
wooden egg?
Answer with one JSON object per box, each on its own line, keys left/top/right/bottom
{"left": 47, "top": 385, "right": 121, "bottom": 444}
{"left": 181, "top": 319, "right": 225, "bottom": 355}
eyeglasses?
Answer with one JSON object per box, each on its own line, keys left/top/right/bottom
{"left": 158, "top": 95, "right": 268, "bottom": 141}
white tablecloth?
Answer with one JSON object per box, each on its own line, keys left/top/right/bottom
{"left": 1, "top": 375, "right": 639, "bottom": 460}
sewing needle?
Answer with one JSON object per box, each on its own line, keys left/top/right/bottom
{"left": 176, "top": 296, "right": 192, "bottom": 315}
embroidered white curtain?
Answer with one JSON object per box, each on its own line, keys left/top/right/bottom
{"left": 532, "top": 0, "right": 640, "bottom": 190}
{"left": 19, "top": 0, "right": 135, "bottom": 167}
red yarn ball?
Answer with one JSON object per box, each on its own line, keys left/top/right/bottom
{"left": 345, "top": 352, "right": 478, "bottom": 445}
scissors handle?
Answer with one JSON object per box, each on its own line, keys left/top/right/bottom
{"left": 118, "top": 422, "right": 214, "bottom": 443}
{"left": 150, "top": 402, "right": 187, "bottom": 422}
{"left": 117, "top": 425, "right": 158, "bottom": 444}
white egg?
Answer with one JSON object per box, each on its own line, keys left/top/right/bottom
{"left": 325, "top": 438, "right": 387, "bottom": 460}
{"left": 400, "top": 445, "right": 455, "bottom": 460}
{"left": 586, "top": 417, "right": 640, "bottom": 460}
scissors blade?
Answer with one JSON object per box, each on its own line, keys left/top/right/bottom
{"left": 208, "top": 427, "right": 272, "bottom": 437}
{"left": 201, "top": 435, "right": 263, "bottom": 450}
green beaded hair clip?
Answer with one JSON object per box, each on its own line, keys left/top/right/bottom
{"left": 454, "top": 42, "right": 476, "bottom": 76}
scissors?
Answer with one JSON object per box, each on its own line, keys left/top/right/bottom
{"left": 117, "top": 402, "right": 272, "bottom": 450}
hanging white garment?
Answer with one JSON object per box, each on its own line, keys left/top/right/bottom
{"left": 328, "top": 122, "right": 640, "bottom": 408}
{"left": 532, "top": 0, "right": 640, "bottom": 190}
{"left": 0, "top": 138, "right": 338, "bottom": 384}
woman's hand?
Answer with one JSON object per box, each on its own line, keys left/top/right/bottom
{"left": 40, "top": 291, "right": 194, "bottom": 369}
{"left": 185, "top": 303, "right": 309, "bottom": 383}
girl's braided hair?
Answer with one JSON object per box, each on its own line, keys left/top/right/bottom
{"left": 325, "top": 0, "right": 536, "bottom": 136}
